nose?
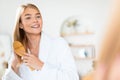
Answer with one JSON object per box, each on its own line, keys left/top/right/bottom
{"left": 33, "top": 17, "right": 38, "bottom": 23}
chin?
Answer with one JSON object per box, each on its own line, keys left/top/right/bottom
{"left": 28, "top": 31, "right": 41, "bottom": 35}
{"left": 33, "top": 31, "right": 41, "bottom": 35}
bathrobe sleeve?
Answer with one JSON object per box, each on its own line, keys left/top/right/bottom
{"left": 2, "top": 67, "right": 23, "bottom": 80}
{"left": 2, "top": 55, "right": 23, "bottom": 80}
{"left": 37, "top": 38, "right": 79, "bottom": 80}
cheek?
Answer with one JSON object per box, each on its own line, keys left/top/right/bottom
{"left": 22, "top": 21, "right": 31, "bottom": 28}
{"left": 22, "top": 23, "right": 31, "bottom": 32}
{"left": 39, "top": 20, "right": 43, "bottom": 26}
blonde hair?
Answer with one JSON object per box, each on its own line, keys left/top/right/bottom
{"left": 13, "top": 3, "right": 41, "bottom": 51}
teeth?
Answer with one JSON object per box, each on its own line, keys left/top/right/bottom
{"left": 31, "top": 25, "right": 39, "bottom": 28}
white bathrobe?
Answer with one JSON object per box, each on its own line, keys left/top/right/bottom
{"left": 2, "top": 32, "right": 79, "bottom": 80}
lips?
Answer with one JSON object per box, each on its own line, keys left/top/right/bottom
{"left": 31, "top": 24, "right": 40, "bottom": 28}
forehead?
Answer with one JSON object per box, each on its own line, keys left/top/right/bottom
{"left": 22, "top": 7, "right": 40, "bottom": 16}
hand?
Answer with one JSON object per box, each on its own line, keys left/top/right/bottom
{"left": 22, "top": 54, "right": 44, "bottom": 70}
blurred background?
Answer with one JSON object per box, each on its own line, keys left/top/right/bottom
{"left": 0, "top": 0, "right": 113, "bottom": 79}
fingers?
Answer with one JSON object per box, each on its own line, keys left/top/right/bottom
{"left": 22, "top": 54, "right": 43, "bottom": 70}
{"left": 22, "top": 54, "right": 32, "bottom": 60}
{"left": 22, "top": 54, "right": 33, "bottom": 65}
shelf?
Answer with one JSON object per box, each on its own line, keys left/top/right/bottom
{"left": 74, "top": 56, "right": 95, "bottom": 60}
{"left": 70, "top": 44, "right": 95, "bottom": 60}
{"left": 69, "top": 44, "right": 95, "bottom": 47}
{"left": 61, "top": 31, "right": 94, "bottom": 37}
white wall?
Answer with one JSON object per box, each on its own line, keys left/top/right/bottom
{"left": 0, "top": 0, "right": 112, "bottom": 36}
{"left": 0, "top": 0, "right": 113, "bottom": 53}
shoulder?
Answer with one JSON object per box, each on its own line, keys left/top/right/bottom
{"left": 52, "top": 36, "right": 69, "bottom": 47}
{"left": 42, "top": 32, "right": 69, "bottom": 49}
{"left": 53, "top": 37, "right": 67, "bottom": 43}
{"left": 42, "top": 32, "right": 68, "bottom": 46}
{"left": 46, "top": 32, "right": 69, "bottom": 49}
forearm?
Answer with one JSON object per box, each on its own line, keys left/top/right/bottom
{"left": 2, "top": 67, "right": 22, "bottom": 80}
{"left": 11, "top": 63, "right": 20, "bottom": 75}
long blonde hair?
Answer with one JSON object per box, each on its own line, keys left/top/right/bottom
{"left": 13, "top": 3, "right": 41, "bottom": 51}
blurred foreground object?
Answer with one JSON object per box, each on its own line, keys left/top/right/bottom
{"left": 94, "top": 0, "right": 120, "bottom": 80}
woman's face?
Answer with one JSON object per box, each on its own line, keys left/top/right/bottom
{"left": 20, "top": 7, "right": 42, "bottom": 35}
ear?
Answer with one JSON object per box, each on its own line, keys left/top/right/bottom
{"left": 19, "top": 23, "right": 23, "bottom": 29}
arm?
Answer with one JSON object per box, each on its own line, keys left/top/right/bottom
{"left": 2, "top": 67, "right": 23, "bottom": 80}
{"left": 2, "top": 54, "right": 23, "bottom": 80}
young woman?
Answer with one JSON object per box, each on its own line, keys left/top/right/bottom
{"left": 2, "top": 3, "right": 79, "bottom": 80}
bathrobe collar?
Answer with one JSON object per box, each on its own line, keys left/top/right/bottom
{"left": 38, "top": 32, "right": 52, "bottom": 62}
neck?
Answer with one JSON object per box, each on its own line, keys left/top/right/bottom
{"left": 26, "top": 34, "right": 41, "bottom": 49}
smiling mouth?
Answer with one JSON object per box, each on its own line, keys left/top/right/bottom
{"left": 31, "top": 24, "right": 40, "bottom": 28}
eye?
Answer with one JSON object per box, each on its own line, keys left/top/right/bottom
{"left": 36, "top": 15, "right": 41, "bottom": 19}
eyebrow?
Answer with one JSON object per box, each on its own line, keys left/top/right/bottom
{"left": 24, "top": 14, "right": 31, "bottom": 16}
{"left": 36, "top": 13, "right": 40, "bottom": 15}
{"left": 24, "top": 13, "right": 40, "bottom": 16}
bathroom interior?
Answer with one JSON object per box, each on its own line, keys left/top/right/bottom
{"left": 0, "top": 0, "right": 117, "bottom": 80}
